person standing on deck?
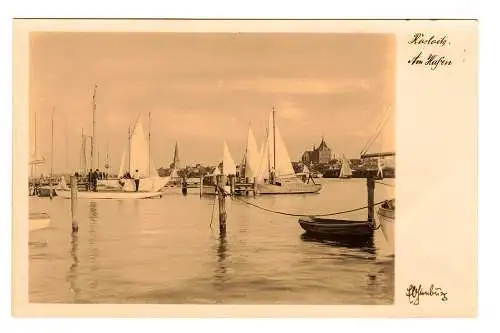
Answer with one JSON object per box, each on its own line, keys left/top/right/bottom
{"left": 133, "top": 169, "right": 140, "bottom": 192}
{"left": 377, "top": 158, "right": 384, "bottom": 179}
{"left": 87, "top": 169, "right": 93, "bottom": 191}
{"left": 270, "top": 167, "right": 276, "bottom": 185}
{"left": 93, "top": 169, "right": 99, "bottom": 191}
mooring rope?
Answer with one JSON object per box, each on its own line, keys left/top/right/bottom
{"left": 209, "top": 195, "right": 217, "bottom": 229}
{"left": 360, "top": 104, "right": 392, "bottom": 156}
{"left": 233, "top": 195, "right": 390, "bottom": 217}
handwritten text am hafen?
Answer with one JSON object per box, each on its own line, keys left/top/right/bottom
{"left": 407, "top": 33, "right": 452, "bottom": 70}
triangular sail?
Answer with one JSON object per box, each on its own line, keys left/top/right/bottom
{"left": 267, "top": 111, "right": 295, "bottom": 177}
{"left": 243, "top": 127, "right": 260, "bottom": 179}
{"left": 170, "top": 168, "right": 179, "bottom": 178}
{"left": 118, "top": 149, "right": 126, "bottom": 177}
{"left": 222, "top": 141, "right": 237, "bottom": 175}
{"left": 340, "top": 155, "right": 353, "bottom": 177}
{"left": 129, "top": 116, "right": 158, "bottom": 177}
{"left": 256, "top": 133, "right": 270, "bottom": 184}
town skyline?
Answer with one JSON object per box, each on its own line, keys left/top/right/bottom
{"left": 29, "top": 32, "right": 395, "bottom": 174}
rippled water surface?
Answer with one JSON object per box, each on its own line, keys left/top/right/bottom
{"left": 29, "top": 178, "right": 394, "bottom": 304}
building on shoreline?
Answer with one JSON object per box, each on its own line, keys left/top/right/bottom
{"left": 301, "top": 137, "right": 332, "bottom": 165}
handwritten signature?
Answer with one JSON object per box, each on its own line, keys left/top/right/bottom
{"left": 405, "top": 284, "right": 448, "bottom": 305}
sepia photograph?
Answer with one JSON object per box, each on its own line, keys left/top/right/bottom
{"left": 27, "top": 30, "right": 395, "bottom": 305}
{"left": 12, "top": 19, "right": 477, "bottom": 317}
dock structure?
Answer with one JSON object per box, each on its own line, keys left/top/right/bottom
{"left": 195, "top": 175, "right": 257, "bottom": 197}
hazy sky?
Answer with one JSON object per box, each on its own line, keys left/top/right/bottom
{"left": 30, "top": 32, "right": 395, "bottom": 174}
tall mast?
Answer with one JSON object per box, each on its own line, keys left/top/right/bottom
{"left": 128, "top": 125, "right": 131, "bottom": 172}
{"left": 149, "top": 111, "right": 151, "bottom": 176}
{"left": 272, "top": 105, "right": 276, "bottom": 172}
{"left": 90, "top": 84, "right": 97, "bottom": 170}
{"left": 65, "top": 115, "right": 68, "bottom": 172}
{"left": 50, "top": 108, "right": 54, "bottom": 199}
{"left": 33, "top": 110, "right": 37, "bottom": 178}
{"left": 51, "top": 109, "right": 54, "bottom": 177}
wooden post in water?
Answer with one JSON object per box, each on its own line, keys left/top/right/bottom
{"left": 199, "top": 174, "right": 204, "bottom": 197}
{"left": 367, "top": 175, "right": 375, "bottom": 223}
{"left": 70, "top": 175, "right": 78, "bottom": 233}
{"left": 181, "top": 176, "right": 187, "bottom": 196}
{"left": 253, "top": 177, "right": 258, "bottom": 197}
{"left": 216, "top": 174, "right": 227, "bottom": 236}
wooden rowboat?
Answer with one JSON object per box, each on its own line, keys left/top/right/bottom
{"left": 298, "top": 216, "right": 374, "bottom": 238}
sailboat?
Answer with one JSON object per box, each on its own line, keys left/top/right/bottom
{"left": 202, "top": 141, "right": 237, "bottom": 195}
{"left": 97, "top": 113, "right": 169, "bottom": 192}
{"left": 255, "top": 106, "right": 322, "bottom": 194}
{"left": 339, "top": 154, "right": 353, "bottom": 179}
{"left": 240, "top": 126, "right": 260, "bottom": 182}
{"left": 56, "top": 87, "right": 164, "bottom": 199}
{"left": 29, "top": 111, "right": 52, "bottom": 230}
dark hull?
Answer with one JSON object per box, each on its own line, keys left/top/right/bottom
{"left": 298, "top": 216, "right": 373, "bottom": 238}
{"left": 37, "top": 187, "right": 57, "bottom": 197}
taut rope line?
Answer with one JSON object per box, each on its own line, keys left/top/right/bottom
{"left": 233, "top": 195, "right": 390, "bottom": 218}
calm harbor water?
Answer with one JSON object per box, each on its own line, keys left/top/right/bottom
{"left": 29, "top": 178, "right": 395, "bottom": 304}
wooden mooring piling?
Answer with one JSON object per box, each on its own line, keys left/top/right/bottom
{"left": 70, "top": 175, "right": 78, "bottom": 233}
{"left": 367, "top": 175, "right": 375, "bottom": 223}
{"left": 216, "top": 174, "right": 227, "bottom": 236}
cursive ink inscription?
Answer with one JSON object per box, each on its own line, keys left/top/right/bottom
{"left": 407, "top": 33, "right": 453, "bottom": 70}
{"left": 406, "top": 284, "right": 448, "bottom": 305}
{"left": 408, "top": 33, "right": 448, "bottom": 47}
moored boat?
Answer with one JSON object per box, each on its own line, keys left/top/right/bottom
{"left": 255, "top": 106, "right": 322, "bottom": 194}
{"left": 377, "top": 199, "right": 395, "bottom": 248}
{"left": 55, "top": 188, "right": 162, "bottom": 199}
{"left": 96, "top": 114, "right": 169, "bottom": 192}
{"left": 298, "top": 216, "right": 373, "bottom": 238}
{"left": 339, "top": 154, "right": 353, "bottom": 179}
{"left": 258, "top": 177, "right": 322, "bottom": 194}
{"left": 37, "top": 186, "right": 57, "bottom": 197}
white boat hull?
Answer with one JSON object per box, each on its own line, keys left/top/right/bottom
{"left": 377, "top": 204, "right": 395, "bottom": 249}
{"left": 257, "top": 181, "right": 322, "bottom": 194}
{"left": 97, "top": 176, "right": 169, "bottom": 192}
{"left": 55, "top": 189, "right": 162, "bottom": 199}
{"left": 29, "top": 213, "right": 50, "bottom": 231}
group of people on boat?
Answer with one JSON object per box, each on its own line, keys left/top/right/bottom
{"left": 119, "top": 169, "right": 142, "bottom": 192}
{"left": 86, "top": 168, "right": 107, "bottom": 191}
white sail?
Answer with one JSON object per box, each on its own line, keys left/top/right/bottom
{"left": 222, "top": 141, "right": 237, "bottom": 175}
{"left": 243, "top": 127, "right": 260, "bottom": 179}
{"left": 266, "top": 111, "right": 295, "bottom": 177}
{"left": 129, "top": 117, "right": 158, "bottom": 177}
{"left": 170, "top": 168, "right": 179, "bottom": 178}
{"left": 256, "top": 133, "right": 270, "bottom": 184}
{"left": 339, "top": 155, "right": 353, "bottom": 177}
{"left": 118, "top": 149, "right": 126, "bottom": 177}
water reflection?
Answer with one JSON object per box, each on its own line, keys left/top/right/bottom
{"left": 300, "top": 232, "right": 375, "bottom": 254}
{"left": 66, "top": 234, "right": 81, "bottom": 301}
{"left": 88, "top": 201, "right": 99, "bottom": 294}
{"left": 213, "top": 235, "right": 229, "bottom": 293}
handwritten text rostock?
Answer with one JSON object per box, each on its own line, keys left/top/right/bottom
{"left": 407, "top": 33, "right": 452, "bottom": 70}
